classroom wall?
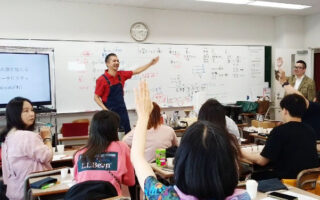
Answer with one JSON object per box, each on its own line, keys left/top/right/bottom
{"left": 305, "top": 13, "right": 320, "bottom": 48}
{"left": 0, "top": 0, "right": 278, "bottom": 130}
{"left": 0, "top": 0, "right": 275, "bottom": 45}
{"left": 274, "top": 15, "right": 305, "bottom": 49}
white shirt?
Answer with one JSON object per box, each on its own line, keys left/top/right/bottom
{"left": 294, "top": 75, "right": 305, "bottom": 90}
{"left": 225, "top": 116, "right": 240, "bottom": 141}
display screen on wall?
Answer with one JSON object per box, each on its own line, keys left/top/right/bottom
{"left": 0, "top": 52, "right": 52, "bottom": 108}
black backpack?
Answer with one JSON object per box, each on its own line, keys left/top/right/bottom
{"left": 64, "top": 180, "right": 118, "bottom": 200}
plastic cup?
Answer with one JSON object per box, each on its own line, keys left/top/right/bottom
{"left": 69, "top": 168, "right": 75, "bottom": 178}
{"left": 118, "top": 131, "right": 125, "bottom": 140}
{"left": 246, "top": 179, "right": 258, "bottom": 199}
{"left": 52, "top": 147, "right": 56, "bottom": 152}
{"left": 61, "top": 168, "right": 68, "bottom": 180}
{"left": 167, "top": 158, "right": 174, "bottom": 168}
{"left": 57, "top": 145, "right": 64, "bottom": 154}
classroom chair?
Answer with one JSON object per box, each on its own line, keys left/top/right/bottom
{"left": 282, "top": 167, "right": 320, "bottom": 195}
{"left": 296, "top": 167, "right": 320, "bottom": 195}
{"left": 64, "top": 180, "right": 117, "bottom": 200}
{"left": 72, "top": 118, "right": 90, "bottom": 124}
{"left": 60, "top": 118, "right": 90, "bottom": 138}
{"left": 24, "top": 168, "right": 63, "bottom": 200}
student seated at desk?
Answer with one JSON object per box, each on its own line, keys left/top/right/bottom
{"left": 0, "top": 97, "right": 53, "bottom": 200}
{"left": 73, "top": 110, "right": 135, "bottom": 196}
{"left": 198, "top": 99, "right": 241, "bottom": 153}
{"left": 130, "top": 81, "right": 250, "bottom": 200}
{"left": 199, "top": 99, "right": 240, "bottom": 142}
{"left": 280, "top": 69, "right": 320, "bottom": 140}
{"left": 241, "top": 94, "right": 319, "bottom": 180}
{"left": 123, "top": 102, "right": 178, "bottom": 162}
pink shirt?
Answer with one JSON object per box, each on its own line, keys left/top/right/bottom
{"left": 123, "top": 124, "right": 178, "bottom": 162}
{"left": 1, "top": 129, "right": 53, "bottom": 200}
{"left": 73, "top": 141, "right": 135, "bottom": 195}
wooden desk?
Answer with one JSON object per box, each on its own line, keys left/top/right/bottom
{"left": 256, "top": 184, "right": 320, "bottom": 199}
{"left": 58, "top": 136, "right": 89, "bottom": 146}
{"left": 51, "top": 150, "right": 76, "bottom": 168}
{"left": 174, "top": 129, "right": 186, "bottom": 137}
{"left": 150, "top": 163, "right": 174, "bottom": 179}
{"left": 249, "top": 133, "right": 268, "bottom": 144}
{"left": 29, "top": 174, "right": 74, "bottom": 197}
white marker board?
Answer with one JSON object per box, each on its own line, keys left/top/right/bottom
{"left": 0, "top": 39, "right": 266, "bottom": 113}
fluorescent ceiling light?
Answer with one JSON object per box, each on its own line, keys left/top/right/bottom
{"left": 249, "top": 1, "right": 311, "bottom": 10}
{"left": 196, "top": 0, "right": 253, "bottom": 5}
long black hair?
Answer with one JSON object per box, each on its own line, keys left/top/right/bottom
{"left": 79, "top": 110, "right": 120, "bottom": 162}
{"left": 198, "top": 98, "right": 241, "bottom": 158}
{"left": 198, "top": 99, "right": 226, "bottom": 128}
{"left": 0, "top": 97, "right": 35, "bottom": 142}
{"left": 174, "top": 121, "right": 239, "bottom": 200}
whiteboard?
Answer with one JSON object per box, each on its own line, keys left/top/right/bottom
{"left": 0, "top": 39, "right": 265, "bottom": 113}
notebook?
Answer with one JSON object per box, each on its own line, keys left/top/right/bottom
{"left": 258, "top": 178, "right": 288, "bottom": 193}
{"left": 61, "top": 122, "right": 89, "bottom": 137}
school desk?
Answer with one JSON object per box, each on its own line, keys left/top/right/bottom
{"left": 58, "top": 129, "right": 185, "bottom": 146}
{"left": 255, "top": 184, "right": 320, "bottom": 199}
{"left": 29, "top": 174, "right": 74, "bottom": 197}
{"left": 249, "top": 133, "right": 268, "bottom": 144}
{"left": 51, "top": 150, "right": 76, "bottom": 168}
{"left": 58, "top": 136, "right": 89, "bottom": 146}
{"left": 150, "top": 163, "right": 174, "bottom": 179}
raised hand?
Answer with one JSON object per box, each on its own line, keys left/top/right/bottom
{"left": 40, "top": 126, "right": 51, "bottom": 139}
{"left": 279, "top": 69, "right": 287, "bottom": 84}
{"left": 134, "top": 80, "right": 153, "bottom": 119}
{"left": 150, "top": 56, "right": 159, "bottom": 66}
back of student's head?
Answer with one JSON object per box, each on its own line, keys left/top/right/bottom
{"left": 0, "top": 97, "right": 34, "bottom": 142}
{"left": 147, "top": 102, "right": 161, "bottom": 130}
{"left": 198, "top": 99, "right": 226, "bottom": 129}
{"left": 280, "top": 94, "right": 307, "bottom": 118}
{"left": 82, "top": 110, "right": 120, "bottom": 162}
{"left": 174, "top": 120, "right": 238, "bottom": 200}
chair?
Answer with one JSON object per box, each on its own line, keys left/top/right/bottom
{"left": 72, "top": 119, "right": 90, "bottom": 124}
{"left": 64, "top": 180, "right": 117, "bottom": 200}
{"left": 296, "top": 167, "right": 320, "bottom": 194}
{"left": 24, "top": 168, "right": 63, "bottom": 200}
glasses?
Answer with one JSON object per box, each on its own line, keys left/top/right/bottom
{"left": 294, "top": 66, "right": 305, "bottom": 70}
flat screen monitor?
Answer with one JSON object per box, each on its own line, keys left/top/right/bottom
{"left": 0, "top": 52, "right": 52, "bottom": 108}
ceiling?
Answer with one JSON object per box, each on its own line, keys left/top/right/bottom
{"left": 53, "top": 0, "right": 320, "bottom": 16}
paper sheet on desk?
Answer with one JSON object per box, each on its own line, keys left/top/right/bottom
{"left": 52, "top": 154, "right": 73, "bottom": 161}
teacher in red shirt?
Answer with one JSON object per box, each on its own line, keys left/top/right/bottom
{"left": 94, "top": 53, "right": 159, "bottom": 133}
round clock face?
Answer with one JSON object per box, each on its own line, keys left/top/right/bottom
{"left": 130, "top": 22, "right": 149, "bottom": 42}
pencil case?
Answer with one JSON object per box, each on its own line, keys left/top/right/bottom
{"left": 30, "top": 177, "right": 57, "bottom": 189}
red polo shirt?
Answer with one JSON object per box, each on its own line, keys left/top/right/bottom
{"left": 95, "top": 70, "right": 133, "bottom": 103}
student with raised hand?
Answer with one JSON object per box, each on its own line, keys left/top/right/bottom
{"left": 73, "top": 110, "right": 135, "bottom": 196}
{"left": 131, "top": 81, "right": 250, "bottom": 200}
{"left": 0, "top": 97, "right": 53, "bottom": 200}
{"left": 123, "top": 101, "right": 178, "bottom": 162}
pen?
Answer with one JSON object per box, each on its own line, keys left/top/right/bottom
{"left": 41, "top": 183, "right": 55, "bottom": 190}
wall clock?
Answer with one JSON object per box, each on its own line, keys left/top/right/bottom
{"left": 130, "top": 22, "right": 149, "bottom": 42}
